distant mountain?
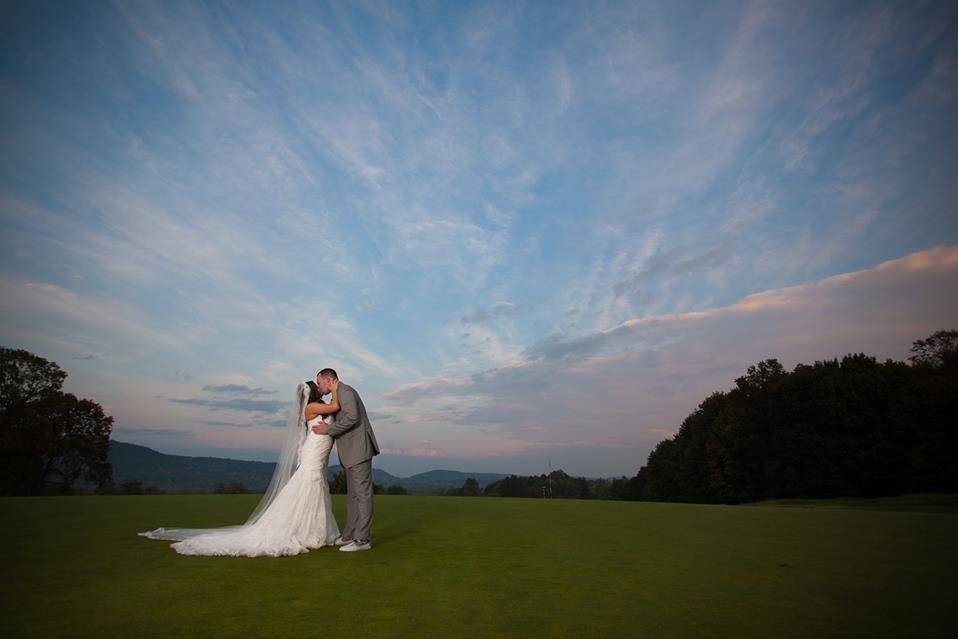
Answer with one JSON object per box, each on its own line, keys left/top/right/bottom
{"left": 327, "top": 465, "right": 403, "bottom": 487}
{"left": 107, "top": 440, "right": 507, "bottom": 493}
{"left": 108, "top": 440, "right": 277, "bottom": 492}
{"left": 396, "top": 469, "right": 511, "bottom": 491}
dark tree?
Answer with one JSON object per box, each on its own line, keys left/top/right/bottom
{"left": 386, "top": 484, "right": 407, "bottom": 494}
{"left": 483, "top": 474, "right": 542, "bottom": 497}
{"left": 577, "top": 477, "right": 591, "bottom": 499}
{"left": 215, "top": 482, "right": 249, "bottom": 494}
{"left": 329, "top": 469, "right": 347, "bottom": 494}
{"left": 445, "top": 477, "right": 482, "bottom": 496}
{"left": 908, "top": 330, "right": 958, "bottom": 369}
{"left": 628, "top": 331, "right": 958, "bottom": 503}
{"left": 460, "top": 477, "right": 481, "bottom": 496}
{"left": 0, "top": 347, "right": 113, "bottom": 495}
{"left": 120, "top": 480, "right": 144, "bottom": 494}
{"left": 587, "top": 476, "right": 632, "bottom": 499}
{"left": 480, "top": 471, "right": 590, "bottom": 498}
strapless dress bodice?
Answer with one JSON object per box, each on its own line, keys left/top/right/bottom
{"left": 300, "top": 414, "right": 333, "bottom": 476}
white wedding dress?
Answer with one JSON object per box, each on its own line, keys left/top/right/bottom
{"left": 138, "top": 414, "right": 340, "bottom": 557}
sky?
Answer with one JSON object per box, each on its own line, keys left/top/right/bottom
{"left": 1, "top": 0, "right": 957, "bottom": 478}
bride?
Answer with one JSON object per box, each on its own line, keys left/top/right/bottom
{"left": 138, "top": 379, "right": 343, "bottom": 556}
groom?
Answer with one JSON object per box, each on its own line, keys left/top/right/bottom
{"left": 312, "top": 368, "right": 380, "bottom": 552}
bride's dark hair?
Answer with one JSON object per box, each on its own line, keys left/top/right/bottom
{"left": 305, "top": 380, "right": 324, "bottom": 404}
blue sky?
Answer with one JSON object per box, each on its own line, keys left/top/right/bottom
{"left": 1, "top": 0, "right": 956, "bottom": 477}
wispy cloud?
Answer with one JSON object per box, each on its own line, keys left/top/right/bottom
{"left": 202, "top": 384, "right": 277, "bottom": 396}
{"left": 461, "top": 302, "right": 530, "bottom": 325}
{"left": 165, "top": 396, "right": 287, "bottom": 414}
{"left": 378, "top": 245, "right": 958, "bottom": 474}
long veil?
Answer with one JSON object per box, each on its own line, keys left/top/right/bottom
{"left": 138, "top": 382, "right": 310, "bottom": 541}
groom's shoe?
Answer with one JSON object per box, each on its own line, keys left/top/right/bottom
{"left": 333, "top": 536, "right": 353, "bottom": 546}
{"left": 339, "top": 540, "right": 371, "bottom": 552}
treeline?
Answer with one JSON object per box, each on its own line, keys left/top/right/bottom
{"left": 5, "top": 330, "right": 954, "bottom": 503}
{"left": 445, "top": 471, "right": 633, "bottom": 499}
{"left": 443, "top": 331, "right": 957, "bottom": 505}
{"left": 94, "top": 479, "right": 166, "bottom": 495}
{"left": 103, "top": 480, "right": 242, "bottom": 494}
{"left": 329, "top": 470, "right": 407, "bottom": 495}
{"left": 630, "top": 330, "right": 958, "bottom": 504}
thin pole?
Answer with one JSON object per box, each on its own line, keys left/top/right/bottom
{"left": 548, "top": 456, "right": 553, "bottom": 498}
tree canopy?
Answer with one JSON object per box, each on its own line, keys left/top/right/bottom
{"left": 628, "top": 330, "right": 958, "bottom": 503}
{"left": 0, "top": 347, "right": 114, "bottom": 495}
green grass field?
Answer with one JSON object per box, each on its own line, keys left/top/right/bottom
{"left": 2, "top": 494, "right": 956, "bottom": 638}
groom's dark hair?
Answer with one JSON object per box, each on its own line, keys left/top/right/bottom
{"left": 317, "top": 368, "right": 338, "bottom": 380}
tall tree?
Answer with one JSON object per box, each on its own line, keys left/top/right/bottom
{"left": 0, "top": 347, "right": 113, "bottom": 494}
{"left": 908, "top": 330, "right": 958, "bottom": 369}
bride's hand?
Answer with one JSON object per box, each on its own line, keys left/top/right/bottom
{"left": 331, "top": 379, "right": 340, "bottom": 393}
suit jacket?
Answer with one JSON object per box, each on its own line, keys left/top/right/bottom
{"left": 327, "top": 382, "right": 380, "bottom": 469}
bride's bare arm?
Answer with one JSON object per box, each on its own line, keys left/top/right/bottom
{"left": 305, "top": 385, "right": 340, "bottom": 419}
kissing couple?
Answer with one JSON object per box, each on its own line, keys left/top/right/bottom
{"left": 139, "top": 368, "right": 381, "bottom": 556}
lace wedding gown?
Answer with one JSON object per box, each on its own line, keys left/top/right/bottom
{"left": 138, "top": 415, "right": 340, "bottom": 557}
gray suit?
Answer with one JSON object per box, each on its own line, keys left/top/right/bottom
{"left": 327, "top": 382, "right": 379, "bottom": 544}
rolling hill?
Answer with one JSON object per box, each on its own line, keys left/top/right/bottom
{"left": 106, "top": 440, "right": 506, "bottom": 494}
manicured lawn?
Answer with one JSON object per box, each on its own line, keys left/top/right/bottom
{"left": 1, "top": 494, "right": 955, "bottom": 638}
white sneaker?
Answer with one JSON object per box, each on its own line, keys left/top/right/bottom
{"left": 339, "top": 541, "right": 372, "bottom": 552}
{"left": 333, "top": 536, "right": 353, "bottom": 546}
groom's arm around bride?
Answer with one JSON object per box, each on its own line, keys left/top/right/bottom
{"left": 312, "top": 379, "right": 380, "bottom": 466}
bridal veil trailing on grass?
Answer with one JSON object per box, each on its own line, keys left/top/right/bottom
{"left": 137, "top": 382, "right": 340, "bottom": 556}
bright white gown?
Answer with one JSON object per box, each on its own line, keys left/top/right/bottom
{"left": 139, "top": 415, "right": 340, "bottom": 557}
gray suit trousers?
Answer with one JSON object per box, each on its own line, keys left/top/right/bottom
{"left": 342, "top": 458, "right": 373, "bottom": 544}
